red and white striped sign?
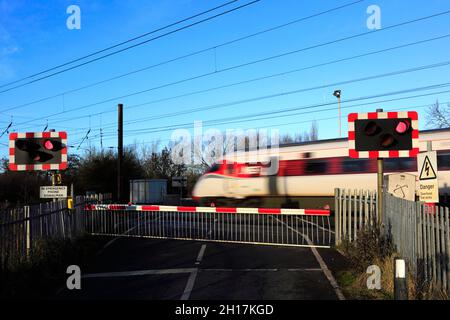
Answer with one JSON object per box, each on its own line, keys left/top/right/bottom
{"left": 85, "top": 204, "right": 330, "bottom": 216}
{"left": 348, "top": 111, "right": 419, "bottom": 158}
{"left": 9, "top": 131, "right": 68, "bottom": 171}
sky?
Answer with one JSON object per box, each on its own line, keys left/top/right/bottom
{"left": 0, "top": 0, "right": 450, "bottom": 157}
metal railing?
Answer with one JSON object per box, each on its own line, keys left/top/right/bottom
{"left": 335, "top": 188, "right": 450, "bottom": 294}
{"left": 84, "top": 204, "right": 333, "bottom": 248}
{"left": 384, "top": 192, "right": 450, "bottom": 294}
{"left": 0, "top": 194, "right": 111, "bottom": 268}
{"left": 334, "top": 188, "right": 378, "bottom": 244}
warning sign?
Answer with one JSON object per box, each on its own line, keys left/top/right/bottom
{"left": 387, "top": 173, "right": 416, "bottom": 201}
{"left": 417, "top": 151, "right": 439, "bottom": 203}
{"left": 419, "top": 156, "right": 437, "bottom": 180}
{"left": 40, "top": 186, "right": 67, "bottom": 199}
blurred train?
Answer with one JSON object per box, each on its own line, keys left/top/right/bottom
{"left": 192, "top": 128, "right": 450, "bottom": 209}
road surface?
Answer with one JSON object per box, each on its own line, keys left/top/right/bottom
{"left": 56, "top": 236, "right": 348, "bottom": 300}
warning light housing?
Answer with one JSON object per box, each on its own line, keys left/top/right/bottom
{"left": 9, "top": 132, "right": 68, "bottom": 171}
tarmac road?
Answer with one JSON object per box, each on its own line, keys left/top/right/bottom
{"left": 56, "top": 236, "right": 348, "bottom": 300}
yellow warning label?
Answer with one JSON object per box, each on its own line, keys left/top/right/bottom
{"left": 419, "top": 155, "right": 437, "bottom": 180}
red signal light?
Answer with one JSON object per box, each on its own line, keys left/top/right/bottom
{"left": 44, "top": 140, "right": 54, "bottom": 150}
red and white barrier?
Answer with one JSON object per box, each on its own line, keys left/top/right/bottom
{"left": 85, "top": 204, "right": 330, "bottom": 216}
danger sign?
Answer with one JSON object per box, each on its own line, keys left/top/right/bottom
{"left": 417, "top": 151, "right": 439, "bottom": 203}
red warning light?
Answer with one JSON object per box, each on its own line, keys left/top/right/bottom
{"left": 395, "top": 120, "right": 411, "bottom": 134}
{"left": 44, "top": 140, "right": 54, "bottom": 150}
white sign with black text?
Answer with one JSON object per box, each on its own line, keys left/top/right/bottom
{"left": 40, "top": 186, "right": 68, "bottom": 199}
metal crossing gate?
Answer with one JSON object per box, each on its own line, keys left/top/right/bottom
{"left": 84, "top": 204, "right": 332, "bottom": 248}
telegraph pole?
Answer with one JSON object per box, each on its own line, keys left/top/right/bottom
{"left": 117, "top": 103, "right": 123, "bottom": 203}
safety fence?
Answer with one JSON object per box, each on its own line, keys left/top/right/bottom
{"left": 0, "top": 194, "right": 111, "bottom": 268}
{"left": 84, "top": 204, "right": 332, "bottom": 248}
{"left": 384, "top": 192, "right": 449, "bottom": 295}
{"left": 335, "top": 188, "right": 450, "bottom": 295}
{"left": 334, "top": 189, "right": 378, "bottom": 244}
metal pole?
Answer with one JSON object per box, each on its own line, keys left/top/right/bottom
{"left": 376, "top": 108, "right": 384, "bottom": 227}
{"left": 118, "top": 103, "right": 123, "bottom": 203}
{"left": 377, "top": 158, "right": 384, "bottom": 226}
{"left": 394, "top": 258, "right": 408, "bottom": 300}
{"left": 25, "top": 205, "right": 31, "bottom": 259}
{"left": 52, "top": 171, "right": 56, "bottom": 203}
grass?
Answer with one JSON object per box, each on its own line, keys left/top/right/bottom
{"left": 336, "top": 226, "right": 449, "bottom": 300}
{"left": 0, "top": 234, "right": 103, "bottom": 298}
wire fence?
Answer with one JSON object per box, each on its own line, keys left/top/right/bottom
{"left": 0, "top": 194, "right": 112, "bottom": 269}
{"left": 84, "top": 205, "right": 333, "bottom": 248}
{"left": 335, "top": 188, "right": 450, "bottom": 295}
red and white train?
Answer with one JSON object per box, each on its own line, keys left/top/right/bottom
{"left": 192, "top": 128, "right": 450, "bottom": 209}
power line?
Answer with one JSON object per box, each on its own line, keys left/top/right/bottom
{"left": 11, "top": 34, "right": 450, "bottom": 130}
{"left": 25, "top": 31, "right": 448, "bottom": 132}
{"left": 69, "top": 101, "right": 445, "bottom": 150}
{"left": 0, "top": 0, "right": 364, "bottom": 113}
{"left": 66, "top": 84, "right": 450, "bottom": 143}
{"left": 96, "top": 85, "right": 450, "bottom": 137}
{"left": 0, "top": 0, "right": 261, "bottom": 95}
{"left": 0, "top": 0, "right": 241, "bottom": 90}
{"left": 57, "top": 60, "right": 450, "bottom": 131}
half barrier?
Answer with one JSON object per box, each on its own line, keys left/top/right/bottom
{"left": 84, "top": 204, "right": 332, "bottom": 248}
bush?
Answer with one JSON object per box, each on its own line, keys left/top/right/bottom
{"left": 0, "top": 235, "right": 102, "bottom": 298}
{"left": 340, "top": 225, "right": 395, "bottom": 273}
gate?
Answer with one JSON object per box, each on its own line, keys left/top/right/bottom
{"left": 84, "top": 204, "right": 332, "bottom": 248}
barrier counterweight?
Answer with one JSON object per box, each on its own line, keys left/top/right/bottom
{"left": 84, "top": 205, "right": 332, "bottom": 248}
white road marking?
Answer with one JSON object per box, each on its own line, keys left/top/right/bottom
{"left": 80, "top": 267, "right": 323, "bottom": 279}
{"left": 295, "top": 216, "right": 335, "bottom": 234}
{"left": 200, "top": 268, "right": 322, "bottom": 272}
{"left": 96, "top": 217, "right": 160, "bottom": 256}
{"left": 82, "top": 268, "right": 196, "bottom": 278}
{"left": 180, "top": 269, "right": 198, "bottom": 300}
{"left": 195, "top": 244, "right": 207, "bottom": 265}
{"left": 274, "top": 217, "right": 345, "bottom": 300}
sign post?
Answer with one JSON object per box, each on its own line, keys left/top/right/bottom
{"left": 417, "top": 151, "right": 439, "bottom": 203}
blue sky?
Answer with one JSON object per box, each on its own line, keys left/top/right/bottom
{"left": 1, "top": 0, "right": 450, "bottom": 156}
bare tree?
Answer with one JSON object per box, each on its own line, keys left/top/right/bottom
{"left": 309, "top": 120, "right": 318, "bottom": 140}
{"left": 427, "top": 100, "right": 450, "bottom": 128}
{"left": 280, "top": 134, "right": 295, "bottom": 144}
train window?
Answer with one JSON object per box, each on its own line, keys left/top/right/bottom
{"left": 304, "top": 160, "right": 328, "bottom": 174}
{"left": 207, "top": 163, "right": 220, "bottom": 173}
{"left": 342, "top": 159, "right": 368, "bottom": 173}
{"left": 384, "top": 158, "right": 416, "bottom": 171}
{"left": 437, "top": 153, "right": 450, "bottom": 170}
